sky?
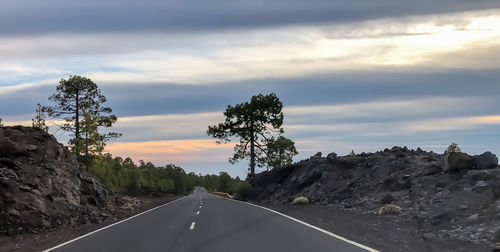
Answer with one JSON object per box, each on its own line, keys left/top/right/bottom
{"left": 1, "top": 1, "right": 500, "bottom": 178}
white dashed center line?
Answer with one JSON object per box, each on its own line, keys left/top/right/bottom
{"left": 196, "top": 211, "right": 200, "bottom": 215}
{"left": 189, "top": 222, "right": 196, "bottom": 230}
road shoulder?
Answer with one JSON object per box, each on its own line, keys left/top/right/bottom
{"left": 257, "top": 203, "right": 491, "bottom": 252}
{"left": 0, "top": 195, "right": 184, "bottom": 252}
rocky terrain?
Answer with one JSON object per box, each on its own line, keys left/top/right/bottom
{"left": 247, "top": 146, "right": 500, "bottom": 248}
{"left": 0, "top": 126, "right": 140, "bottom": 237}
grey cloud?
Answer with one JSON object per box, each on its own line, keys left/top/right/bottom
{"left": 1, "top": 68, "right": 499, "bottom": 119}
{"left": 1, "top": 0, "right": 499, "bottom": 36}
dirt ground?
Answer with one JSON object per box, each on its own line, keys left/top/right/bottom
{"left": 262, "top": 203, "right": 492, "bottom": 252}
{"left": 0, "top": 195, "right": 183, "bottom": 252}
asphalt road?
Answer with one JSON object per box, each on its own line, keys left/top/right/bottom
{"left": 44, "top": 188, "right": 378, "bottom": 252}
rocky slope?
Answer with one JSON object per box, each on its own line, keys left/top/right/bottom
{"left": 247, "top": 147, "right": 500, "bottom": 247}
{"left": 0, "top": 126, "right": 139, "bottom": 236}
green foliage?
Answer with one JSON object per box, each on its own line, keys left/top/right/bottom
{"left": 88, "top": 154, "right": 193, "bottom": 196}
{"left": 218, "top": 172, "right": 233, "bottom": 193}
{"left": 197, "top": 174, "right": 220, "bottom": 192}
{"left": 265, "top": 136, "right": 298, "bottom": 170}
{"left": 234, "top": 181, "right": 252, "bottom": 200}
{"left": 45, "top": 75, "right": 120, "bottom": 166}
{"left": 350, "top": 150, "right": 356, "bottom": 157}
{"left": 185, "top": 171, "right": 249, "bottom": 196}
{"left": 88, "top": 154, "right": 247, "bottom": 197}
{"left": 444, "top": 142, "right": 461, "bottom": 154}
{"left": 208, "top": 93, "right": 297, "bottom": 175}
{"left": 32, "top": 103, "right": 49, "bottom": 132}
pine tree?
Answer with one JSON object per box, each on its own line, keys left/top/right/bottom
{"left": 45, "top": 75, "right": 120, "bottom": 166}
{"left": 32, "top": 104, "right": 49, "bottom": 132}
{"left": 444, "top": 142, "right": 461, "bottom": 154}
{"left": 207, "top": 93, "right": 297, "bottom": 176}
{"left": 265, "top": 136, "right": 298, "bottom": 170}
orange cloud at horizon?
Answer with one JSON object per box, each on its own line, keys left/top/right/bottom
{"left": 105, "top": 139, "right": 236, "bottom": 165}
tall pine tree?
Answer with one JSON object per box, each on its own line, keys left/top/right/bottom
{"left": 45, "top": 75, "right": 120, "bottom": 167}
{"left": 207, "top": 93, "right": 297, "bottom": 176}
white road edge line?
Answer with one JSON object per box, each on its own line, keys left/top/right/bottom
{"left": 190, "top": 222, "right": 196, "bottom": 230}
{"left": 212, "top": 194, "right": 380, "bottom": 252}
{"left": 42, "top": 195, "right": 189, "bottom": 252}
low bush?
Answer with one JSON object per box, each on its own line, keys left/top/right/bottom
{"left": 292, "top": 196, "right": 309, "bottom": 205}
{"left": 378, "top": 204, "right": 402, "bottom": 215}
{"left": 234, "top": 181, "right": 252, "bottom": 200}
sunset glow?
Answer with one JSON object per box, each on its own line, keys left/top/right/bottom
{"left": 105, "top": 139, "right": 235, "bottom": 164}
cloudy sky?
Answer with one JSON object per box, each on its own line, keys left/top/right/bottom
{"left": 1, "top": 1, "right": 500, "bottom": 177}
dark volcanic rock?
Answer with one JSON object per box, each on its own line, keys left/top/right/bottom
{"left": 312, "top": 152, "right": 322, "bottom": 159}
{"left": 443, "top": 152, "right": 474, "bottom": 172}
{"left": 326, "top": 152, "right": 337, "bottom": 162}
{"left": 0, "top": 126, "right": 122, "bottom": 236}
{"left": 474, "top": 152, "right": 499, "bottom": 170}
{"left": 380, "top": 193, "right": 396, "bottom": 204}
{"left": 80, "top": 175, "right": 108, "bottom": 207}
{"left": 246, "top": 147, "right": 500, "bottom": 247}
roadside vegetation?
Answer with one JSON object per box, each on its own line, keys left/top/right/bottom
{"left": 88, "top": 154, "right": 248, "bottom": 196}
{"left": 444, "top": 142, "right": 461, "bottom": 154}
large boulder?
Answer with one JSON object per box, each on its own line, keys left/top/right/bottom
{"left": 326, "top": 152, "right": 337, "bottom": 162}
{"left": 80, "top": 175, "right": 108, "bottom": 207}
{"left": 380, "top": 193, "right": 396, "bottom": 204}
{"left": 442, "top": 152, "right": 474, "bottom": 172}
{"left": 474, "top": 151, "right": 499, "bottom": 170}
{"left": 0, "top": 126, "right": 111, "bottom": 235}
{"left": 311, "top": 152, "right": 322, "bottom": 159}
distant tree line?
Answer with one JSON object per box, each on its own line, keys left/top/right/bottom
{"left": 88, "top": 153, "right": 249, "bottom": 197}
{"left": 191, "top": 170, "right": 251, "bottom": 199}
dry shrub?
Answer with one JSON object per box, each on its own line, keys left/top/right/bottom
{"left": 292, "top": 196, "right": 309, "bottom": 205}
{"left": 378, "top": 204, "right": 402, "bottom": 215}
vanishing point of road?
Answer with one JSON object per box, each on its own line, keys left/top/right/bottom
{"left": 44, "top": 188, "right": 378, "bottom": 252}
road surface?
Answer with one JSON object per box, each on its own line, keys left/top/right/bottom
{"left": 44, "top": 188, "right": 378, "bottom": 252}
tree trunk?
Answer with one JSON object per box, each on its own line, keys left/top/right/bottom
{"left": 250, "top": 133, "right": 255, "bottom": 176}
{"left": 75, "top": 94, "right": 80, "bottom": 159}
{"left": 84, "top": 127, "right": 89, "bottom": 169}
{"left": 85, "top": 135, "right": 88, "bottom": 157}
{"left": 84, "top": 119, "right": 89, "bottom": 158}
